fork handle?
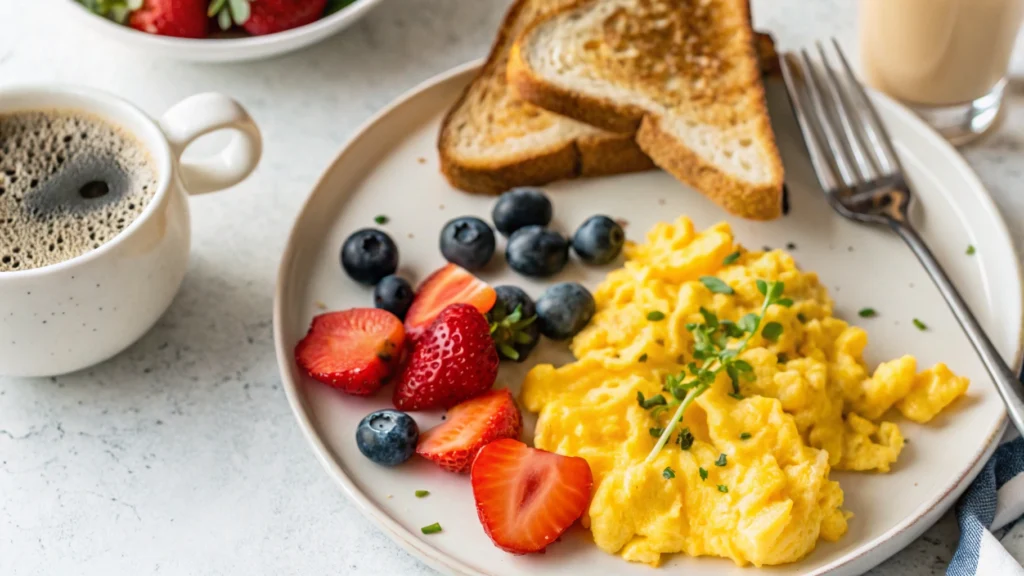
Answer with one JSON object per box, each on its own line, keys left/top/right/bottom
{"left": 891, "top": 220, "right": 1024, "bottom": 436}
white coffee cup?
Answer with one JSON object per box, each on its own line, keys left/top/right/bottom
{"left": 0, "top": 86, "right": 262, "bottom": 377}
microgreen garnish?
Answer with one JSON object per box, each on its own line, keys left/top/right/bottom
{"left": 638, "top": 353, "right": 648, "bottom": 363}
{"left": 913, "top": 318, "right": 927, "bottom": 331}
{"left": 699, "top": 467, "right": 709, "bottom": 481}
{"left": 647, "top": 311, "right": 666, "bottom": 321}
{"left": 637, "top": 391, "right": 667, "bottom": 409}
{"left": 649, "top": 427, "right": 664, "bottom": 438}
{"left": 643, "top": 279, "right": 788, "bottom": 463}
{"left": 723, "top": 251, "right": 741, "bottom": 265}
{"left": 967, "top": 245, "right": 976, "bottom": 255}
{"left": 374, "top": 214, "right": 389, "bottom": 225}
{"left": 858, "top": 308, "right": 877, "bottom": 318}
{"left": 700, "top": 276, "right": 734, "bottom": 295}
{"left": 715, "top": 454, "right": 727, "bottom": 467}
{"left": 421, "top": 522, "right": 442, "bottom": 534}
{"left": 740, "top": 432, "right": 751, "bottom": 440}
{"left": 663, "top": 467, "right": 676, "bottom": 479}
{"left": 717, "top": 485, "right": 729, "bottom": 493}
{"left": 415, "top": 490, "right": 430, "bottom": 498}
{"left": 489, "top": 304, "right": 538, "bottom": 361}
{"left": 676, "top": 428, "right": 694, "bottom": 450}
{"left": 761, "top": 322, "right": 783, "bottom": 342}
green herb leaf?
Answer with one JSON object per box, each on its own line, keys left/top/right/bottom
{"left": 647, "top": 310, "right": 666, "bottom": 321}
{"left": 415, "top": 490, "right": 430, "bottom": 498}
{"left": 715, "top": 453, "right": 727, "bottom": 467}
{"left": 858, "top": 308, "right": 877, "bottom": 318}
{"left": 776, "top": 298, "right": 794, "bottom": 307}
{"left": 638, "top": 353, "right": 648, "bottom": 363}
{"left": 676, "top": 428, "right": 694, "bottom": 450}
{"left": 756, "top": 279, "right": 768, "bottom": 296}
{"left": 699, "top": 467, "right": 709, "bottom": 481}
{"left": 421, "top": 522, "right": 442, "bottom": 535}
{"left": 699, "top": 307, "right": 718, "bottom": 329}
{"left": 728, "top": 392, "right": 744, "bottom": 400}
{"left": 374, "top": 215, "right": 389, "bottom": 226}
{"left": 663, "top": 467, "right": 676, "bottom": 479}
{"left": 720, "top": 320, "right": 745, "bottom": 339}
{"left": 761, "top": 322, "right": 783, "bottom": 342}
{"left": 768, "top": 281, "right": 784, "bottom": 301}
{"left": 700, "top": 276, "right": 734, "bottom": 295}
{"left": 717, "top": 484, "right": 729, "bottom": 493}
{"left": 738, "top": 313, "right": 759, "bottom": 334}
{"left": 723, "top": 251, "right": 741, "bottom": 265}
{"left": 649, "top": 427, "right": 664, "bottom": 438}
{"left": 637, "top": 391, "right": 667, "bottom": 409}
{"left": 497, "top": 343, "right": 520, "bottom": 360}
{"left": 740, "top": 432, "right": 752, "bottom": 440}
{"left": 732, "top": 359, "right": 753, "bottom": 372}
{"left": 726, "top": 364, "right": 740, "bottom": 393}
{"left": 967, "top": 245, "right": 976, "bottom": 255}
{"left": 913, "top": 318, "right": 927, "bottom": 331}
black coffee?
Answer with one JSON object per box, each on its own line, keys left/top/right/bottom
{"left": 0, "top": 110, "right": 158, "bottom": 272}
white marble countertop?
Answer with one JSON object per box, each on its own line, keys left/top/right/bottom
{"left": 3, "top": 1, "right": 1024, "bottom": 574}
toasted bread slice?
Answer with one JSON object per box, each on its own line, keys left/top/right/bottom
{"left": 439, "top": 0, "right": 779, "bottom": 197}
{"left": 508, "top": 0, "right": 785, "bottom": 220}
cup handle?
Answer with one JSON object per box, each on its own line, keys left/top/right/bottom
{"left": 158, "top": 93, "right": 262, "bottom": 196}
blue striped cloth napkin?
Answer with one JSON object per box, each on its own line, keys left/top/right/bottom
{"left": 949, "top": 427, "right": 1024, "bottom": 575}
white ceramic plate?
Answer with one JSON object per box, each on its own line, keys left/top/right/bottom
{"left": 60, "top": 0, "right": 382, "bottom": 63}
{"left": 273, "top": 61, "right": 1023, "bottom": 576}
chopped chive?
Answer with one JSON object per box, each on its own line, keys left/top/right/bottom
{"left": 723, "top": 251, "right": 741, "bottom": 265}
{"left": 638, "top": 353, "right": 648, "bottom": 363}
{"left": 374, "top": 214, "right": 389, "bottom": 225}
{"left": 740, "top": 432, "right": 752, "bottom": 440}
{"left": 699, "top": 467, "right": 709, "bottom": 481}
{"left": 717, "top": 484, "right": 729, "bottom": 493}
{"left": 663, "top": 467, "right": 676, "bottom": 479}
{"left": 699, "top": 276, "right": 734, "bottom": 295}
{"left": 967, "top": 245, "right": 976, "bottom": 255}
{"left": 913, "top": 318, "right": 927, "bottom": 331}
{"left": 647, "top": 311, "right": 666, "bottom": 321}
{"left": 858, "top": 308, "right": 877, "bottom": 318}
{"left": 415, "top": 490, "right": 429, "bottom": 498}
{"left": 715, "top": 453, "right": 727, "bottom": 467}
{"left": 421, "top": 522, "right": 442, "bottom": 534}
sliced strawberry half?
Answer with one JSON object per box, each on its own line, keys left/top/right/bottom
{"left": 294, "top": 308, "right": 405, "bottom": 396}
{"left": 417, "top": 389, "right": 522, "bottom": 473}
{"left": 404, "top": 264, "right": 497, "bottom": 340}
{"left": 471, "top": 439, "right": 594, "bottom": 554}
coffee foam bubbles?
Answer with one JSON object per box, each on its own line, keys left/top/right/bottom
{"left": 0, "top": 110, "right": 158, "bottom": 272}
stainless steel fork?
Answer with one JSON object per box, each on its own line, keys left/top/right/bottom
{"left": 780, "top": 39, "right": 1024, "bottom": 436}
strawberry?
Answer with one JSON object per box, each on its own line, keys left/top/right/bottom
{"left": 126, "top": 0, "right": 209, "bottom": 38}
{"left": 294, "top": 308, "right": 405, "bottom": 396}
{"left": 209, "top": 0, "right": 328, "bottom": 36}
{"left": 416, "top": 389, "right": 522, "bottom": 473}
{"left": 471, "top": 439, "right": 594, "bottom": 554}
{"left": 404, "top": 264, "right": 497, "bottom": 340}
{"left": 393, "top": 303, "right": 498, "bottom": 411}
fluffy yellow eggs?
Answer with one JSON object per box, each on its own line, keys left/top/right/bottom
{"left": 520, "top": 216, "right": 969, "bottom": 567}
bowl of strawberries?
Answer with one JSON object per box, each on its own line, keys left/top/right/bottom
{"left": 67, "top": 0, "right": 383, "bottom": 63}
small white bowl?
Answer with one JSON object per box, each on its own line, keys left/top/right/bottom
{"left": 61, "top": 0, "right": 383, "bottom": 63}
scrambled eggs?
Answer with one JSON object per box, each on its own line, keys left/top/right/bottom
{"left": 520, "top": 216, "right": 969, "bottom": 567}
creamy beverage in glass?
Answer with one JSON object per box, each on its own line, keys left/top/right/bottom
{"left": 860, "top": 0, "right": 1024, "bottom": 144}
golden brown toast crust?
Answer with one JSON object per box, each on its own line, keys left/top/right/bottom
{"left": 507, "top": 0, "right": 784, "bottom": 220}
{"left": 439, "top": 0, "right": 654, "bottom": 196}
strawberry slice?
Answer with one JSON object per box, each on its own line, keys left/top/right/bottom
{"left": 417, "top": 389, "right": 522, "bottom": 473}
{"left": 472, "top": 439, "right": 594, "bottom": 554}
{"left": 394, "top": 303, "right": 499, "bottom": 411}
{"left": 294, "top": 309, "right": 405, "bottom": 396}
{"left": 405, "top": 264, "right": 497, "bottom": 340}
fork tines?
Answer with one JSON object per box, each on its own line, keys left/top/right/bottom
{"left": 780, "top": 39, "right": 903, "bottom": 197}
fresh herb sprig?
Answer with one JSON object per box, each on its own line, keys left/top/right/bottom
{"left": 643, "top": 279, "right": 789, "bottom": 463}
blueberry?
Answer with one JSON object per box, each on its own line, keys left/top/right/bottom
{"left": 535, "top": 282, "right": 595, "bottom": 340}
{"left": 341, "top": 229, "right": 399, "bottom": 286}
{"left": 373, "top": 275, "right": 414, "bottom": 320}
{"left": 492, "top": 187, "right": 553, "bottom": 237}
{"left": 506, "top": 226, "right": 569, "bottom": 277}
{"left": 487, "top": 285, "right": 541, "bottom": 362}
{"left": 572, "top": 215, "right": 624, "bottom": 265}
{"left": 356, "top": 409, "right": 419, "bottom": 466}
{"left": 439, "top": 216, "right": 496, "bottom": 270}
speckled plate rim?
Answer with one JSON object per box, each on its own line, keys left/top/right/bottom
{"left": 273, "top": 60, "right": 1024, "bottom": 576}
